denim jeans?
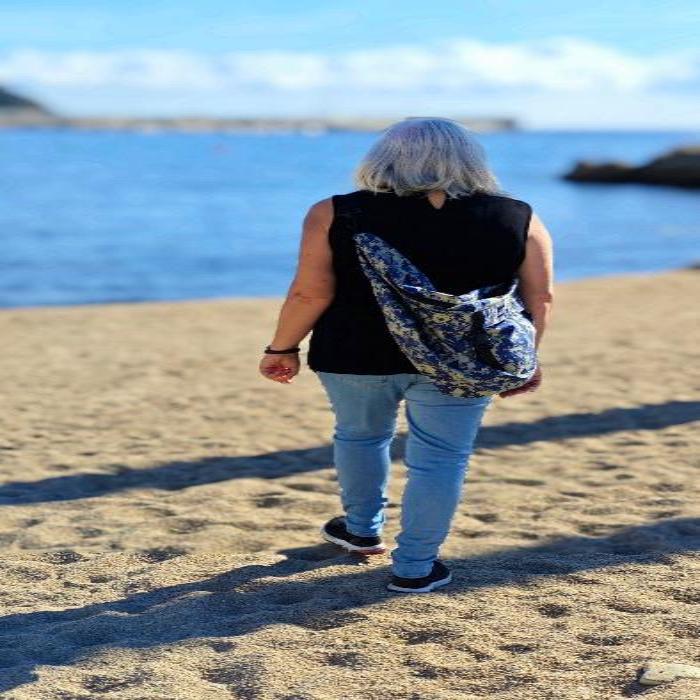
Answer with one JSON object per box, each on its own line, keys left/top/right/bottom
{"left": 316, "top": 371, "right": 493, "bottom": 578}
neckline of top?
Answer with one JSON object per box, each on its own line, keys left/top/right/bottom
{"left": 425, "top": 198, "right": 447, "bottom": 211}
{"left": 420, "top": 193, "right": 449, "bottom": 211}
{"left": 376, "top": 191, "right": 449, "bottom": 211}
{"left": 365, "top": 190, "right": 490, "bottom": 210}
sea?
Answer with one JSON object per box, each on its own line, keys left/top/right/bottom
{"left": 0, "top": 128, "right": 698, "bottom": 308}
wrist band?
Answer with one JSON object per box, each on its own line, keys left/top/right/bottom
{"left": 264, "top": 345, "right": 300, "bottom": 354}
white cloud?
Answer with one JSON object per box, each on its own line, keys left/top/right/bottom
{"left": 0, "top": 49, "right": 221, "bottom": 89}
{"left": 1, "top": 37, "right": 697, "bottom": 94}
{"left": 226, "top": 52, "right": 333, "bottom": 90}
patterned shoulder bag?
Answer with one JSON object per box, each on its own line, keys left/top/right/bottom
{"left": 341, "top": 205, "right": 539, "bottom": 398}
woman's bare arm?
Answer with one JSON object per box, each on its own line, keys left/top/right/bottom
{"left": 497, "top": 211, "right": 553, "bottom": 398}
{"left": 517, "top": 211, "right": 554, "bottom": 350}
{"left": 267, "top": 198, "right": 335, "bottom": 350}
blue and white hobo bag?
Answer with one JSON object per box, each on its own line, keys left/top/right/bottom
{"left": 353, "top": 231, "right": 539, "bottom": 398}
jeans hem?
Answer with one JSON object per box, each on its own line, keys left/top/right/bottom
{"left": 391, "top": 567, "right": 434, "bottom": 579}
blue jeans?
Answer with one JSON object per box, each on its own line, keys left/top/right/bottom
{"left": 316, "top": 371, "right": 493, "bottom": 578}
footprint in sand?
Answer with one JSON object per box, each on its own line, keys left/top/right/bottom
{"left": 325, "top": 651, "right": 370, "bottom": 669}
{"left": 137, "top": 547, "right": 188, "bottom": 563}
{"left": 666, "top": 621, "right": 700, "bottom": 639}
{"left": 404, "top": 660, "right": 451, "bottom": 679}
{"left": 537, "top": 603, "right": 570, "bottom": 618}
{"left": 471, "top": 512, "right": 499, "bottom": 523}
{"left": 77, "top": 527, "right": 104, "bottom": 538}
{"left": 9, "top": 566, "right": 50, "bottom": 582}
{"left": 41, "top": 550, "right": 85, "bottom": 565}
{"left": 498, "top": 478, "right": 546, "bottom": 486}
{"left": 254, "top": 494, "right": 296, "bottom": 508}
{"left": 200, "top": 660, "right": 264, "bottom": 699}
{"left": 458, "top": 530, "right": 492, "bottom": 538}
{"left": 398, "top": 629, "right": 461, "bottom": 645}
{"left": 82, "top": 674, "right": 148, "bottom": 694}
{"left": 578, "top": 634, "right": 630, "bottom": 646}
{"left": 286, "top": 482, "right": 337, "bottom": 495}
{"left": 592, "top": 462, "right": 620, "bottom": 470}
{"left": 293, "top": 611, "right": 369, "bottom": 631}
{"left": 651, "top": 510, "right": 681, "bottom": 519}
{"left": 512, "top": 531, "right": 540, "bottom": 540}
{"left": 665, "top": 589, "right": 700, "bottom": 604}
{"left": 656, "top": 482, "right": 684, "bottom": 492}
{"left": 577, "top": 522, "right": 625, "bottom": 536}
{"left": 605, "top": 600, "right": 660, "bottom": 614}
{"left": 499, "top": 643, "right": 538, "bottom": 654}
{"left": 166, "top": 519, "right": 209, "bottom": 534}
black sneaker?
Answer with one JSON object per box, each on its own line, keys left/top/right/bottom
{"left": 387, "top": 560, "right": 452, "bottom": 593}
{"left": 320, "top": 516, "right": 386, "bottom": 555}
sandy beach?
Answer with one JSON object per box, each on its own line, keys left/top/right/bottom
{"left": 0, "top": 268, "right": 698, "bottom": 699}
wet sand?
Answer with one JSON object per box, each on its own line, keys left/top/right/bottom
{"left": 0, "top": 268, "right": 698, "bottom": 699}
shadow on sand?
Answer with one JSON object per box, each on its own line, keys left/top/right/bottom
{"left": 1, "top": 400, "right": 697, "bottom": 506}
{"left": 0, "top": 518, "right": 697, "bottom": 692}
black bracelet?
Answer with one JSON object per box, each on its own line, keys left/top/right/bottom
{"left": 264, "top": 345, "right": 301, "bottom": 354}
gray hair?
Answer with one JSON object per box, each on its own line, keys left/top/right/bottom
{"left": 353, "top": 117, "right": 504, "bottom": 198}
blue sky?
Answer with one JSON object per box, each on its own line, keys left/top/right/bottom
{"left": 1, "top": 0, "right": 698, "bottom": 128}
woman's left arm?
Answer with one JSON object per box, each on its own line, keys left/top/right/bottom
{"left": 259, "top": 198, "right": 335, "bottom": 383}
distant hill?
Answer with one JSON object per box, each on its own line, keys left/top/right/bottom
{"left": 0, "top": 86, "right": 51, "bottom": 116}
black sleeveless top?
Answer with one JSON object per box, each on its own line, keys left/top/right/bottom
{"left": 307, "top": 189, "right": 532, "bottom": 374}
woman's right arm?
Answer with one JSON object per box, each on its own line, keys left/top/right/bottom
{"left": 517, "top": 211, "right": 554, "bottom": 350}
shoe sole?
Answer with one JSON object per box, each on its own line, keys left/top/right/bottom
{"left": 320, "top": 526, "right": 387, "bottom": 555}
{"left": 386, "top": 572, "right": 452, "bottom": 593}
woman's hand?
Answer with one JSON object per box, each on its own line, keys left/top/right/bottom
{"left": 498, "top": 365, "right": 542, "bottom": 398}
{"left": 259, "top": 353, "right": 300, "bottom": 384}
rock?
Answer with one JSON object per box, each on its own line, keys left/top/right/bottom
{"left": 638, "top": 660, "right": 700, "bottom": 686}
{"left": 563, "top": 146, "right": 700, "bottom": 188}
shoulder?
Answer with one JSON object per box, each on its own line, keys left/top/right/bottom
{"left": 305, "top": 190, "right": 369, "bottom": 216}
{"left": 333, "top": 189, "right": 387, "bottom": 207}
{"left": 303, "top": 197, "right": 334, "bottom": 228}
{"left": 305, "top": 190, "right": 380, "bottom": 226}
{"left": 469, "top": 192, "right": 532, "bottom": 212}
{"left": 470, "top": 193, "right": 533, "bottom": 230}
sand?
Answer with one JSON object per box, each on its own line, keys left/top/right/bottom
{"left": 0, "top": 268, "right": 698, "bottom": 700}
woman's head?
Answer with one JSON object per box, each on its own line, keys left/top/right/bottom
{"left": 354, "top": 117, "right": 503, "bottom": 198}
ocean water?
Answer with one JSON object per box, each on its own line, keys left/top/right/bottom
{"left": 0, "top": 128, "right": 698, "bottom": 308}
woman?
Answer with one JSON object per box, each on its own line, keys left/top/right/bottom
{"left": 259, "top": 117, "right": 554, "bottom": 594}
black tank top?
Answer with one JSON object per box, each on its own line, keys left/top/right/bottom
{"left": 307, "top": 189, "right": 532, "bottom": 374}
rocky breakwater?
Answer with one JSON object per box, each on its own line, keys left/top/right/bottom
{"left": 0, "top": 113, "right": 518, "bottom": 133}
{"left": 563, "top": 146, "right": 700, "bottom": 189}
